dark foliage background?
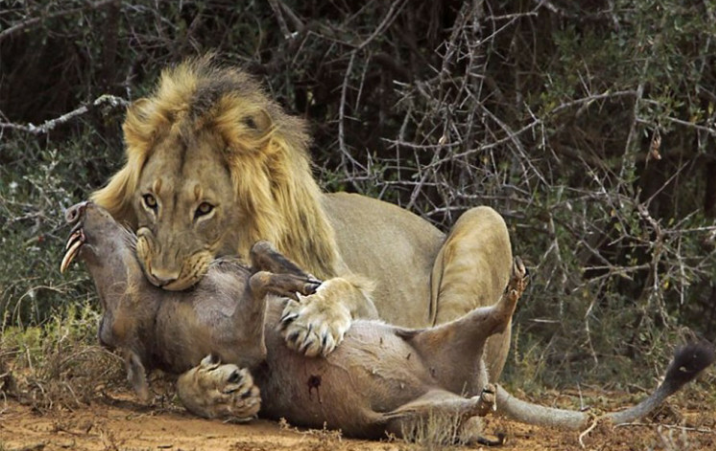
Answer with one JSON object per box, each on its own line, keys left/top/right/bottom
{"left": 2, "top": 0, "right": 715, "bottom": 386}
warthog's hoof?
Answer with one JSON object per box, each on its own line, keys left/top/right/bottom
{"left": 474, "top": 383, "right": 497, "bottom": 417}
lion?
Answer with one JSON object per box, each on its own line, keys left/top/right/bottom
{"left": 90, "top": 56, "right": 513, "bottom": 378}
{"left": 61, "top": 201, "right": 715, "bottom": 443}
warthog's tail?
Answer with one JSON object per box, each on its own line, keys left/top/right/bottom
{"left": 496, "top": 342, "right": 715, "bottom": 430}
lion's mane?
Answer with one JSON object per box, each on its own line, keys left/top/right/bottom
{"left": 92, "top": 56, "right": 340, "bottom": 279}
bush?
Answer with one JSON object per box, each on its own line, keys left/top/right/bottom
{"left": 1, "top": 0, "right": 715, "bottom": 386}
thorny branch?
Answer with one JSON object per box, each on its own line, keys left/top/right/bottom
{"left": 0, "top": 95, "right": 128, "bottom": 135}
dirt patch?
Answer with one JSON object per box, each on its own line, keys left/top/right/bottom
{"left": 1, "top": 388, "right": 714, "bottom": 451}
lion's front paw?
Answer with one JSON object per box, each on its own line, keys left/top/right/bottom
{"left": 280, "top": 289, "right": 352, "bottom": 357}
{"left": 177, "top": 356, "right": 261, "bottom": 422}
{"left": 217, "top": 367, "right": 262, "bottom": 422}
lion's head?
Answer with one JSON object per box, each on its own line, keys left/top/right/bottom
{"left": 92, "top": 57, "right": 340, "bottom": 290}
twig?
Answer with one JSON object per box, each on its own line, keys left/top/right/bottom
{"left": 338, "top": 52, "right": 361, "bottom": 172}
{"left": 0, "top": 95, "right": 128, "bottom": 135}
{"left": 548, "top": 90, "right": 637, "bottom": 116}
{"left": 267, "top": 0, "right": 292, "bottom": 40}
{"left": 614, "top": 422, "right": 715, "bottom": 434}
{"left": 662, "top": 116, "right": 716, "bottom": 136}
{"left": 276, "top": 0, "right": 304, "bottom": 31}
{"left": 356, "top": 0, "right": 407, "bottom": 51}
{"left": 578, "top": 415, "right": 600, "bottom": 448}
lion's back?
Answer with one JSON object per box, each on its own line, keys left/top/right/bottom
{"left": 322, "top": 192, "right": 444, "bottom": 327}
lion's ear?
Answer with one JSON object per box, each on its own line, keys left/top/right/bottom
{"left": 218, "top": 108, "right": 275, "bottom": 155}
{"left": 242, "top": 109, "right": 272, "bottom": 135}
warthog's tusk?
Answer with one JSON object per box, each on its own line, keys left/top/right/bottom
{"left": 60, "top": 230, "right": 84, "bottom": 273}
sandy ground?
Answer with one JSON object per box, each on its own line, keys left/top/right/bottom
{"left": 2, "top": 386, "right": 715, "bottom": 451}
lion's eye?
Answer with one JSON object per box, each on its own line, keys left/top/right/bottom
{"left": 195, "top": 202, "right": 214, "bottom": 219}
{"left": 143, "top": 194, "right": 157, "bottom": 211}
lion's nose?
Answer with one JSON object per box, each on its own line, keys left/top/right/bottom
{"left": 148, "top": 269, "right": 178, "bottom": 288}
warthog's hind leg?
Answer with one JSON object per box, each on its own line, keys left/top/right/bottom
{"left": 404, "top": 258, "right": 528, "bottom": 395}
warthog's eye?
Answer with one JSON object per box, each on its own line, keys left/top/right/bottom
{"left": 143, "top": 194, "right": 158, "bottom": 212}
{"left": 195, "top": 202, "right": 214, "bottom": 219}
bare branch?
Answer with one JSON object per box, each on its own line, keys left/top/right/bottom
{"left": 0, "top": 95, "right": 128, "bottom": 135}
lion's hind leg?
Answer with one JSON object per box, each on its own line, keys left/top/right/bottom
{"left": 430, "top": 206, "right": 513, "bottom": 381}
{"left": 382, "top": 386, "right": 496, "bottom": 444}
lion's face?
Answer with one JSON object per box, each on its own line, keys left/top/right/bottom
{"left": 134, "top": 128, "right": 240, "bottom": 290}
{"left": 92, "top": 58, "right": 339, "bottom": 289}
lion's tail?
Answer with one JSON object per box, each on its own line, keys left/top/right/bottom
{"left": 495, "top": 342, "right": 715, "bottom": 430}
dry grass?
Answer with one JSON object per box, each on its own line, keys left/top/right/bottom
{"left": 397, "top": 410, "right": 466, "bottom": 451}
{"left": 0, "top": 301, "right": 125, "bottom": 412}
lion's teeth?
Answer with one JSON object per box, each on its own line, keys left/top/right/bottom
{"left": 60, "top": 238, "right": 83, "bottom": 273}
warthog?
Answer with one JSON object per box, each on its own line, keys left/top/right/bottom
{"left": 61, "top": 201, "right": 714, "bottom": 442}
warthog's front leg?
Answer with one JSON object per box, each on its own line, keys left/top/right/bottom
{"left": 179, "top": 244, "right": 321, "bottom": 421}
{"left": 249, "top": 241, "right": 321, "bottom": 282}
{"left": 124, "top": 349, "right": 149, "bottom": 402}
{"left": 247, "top": 271, "right": 322, "bottom": 302}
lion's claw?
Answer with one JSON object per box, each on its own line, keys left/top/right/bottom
{"left": 280, "top": 293, "right": 352, "bottom": 358}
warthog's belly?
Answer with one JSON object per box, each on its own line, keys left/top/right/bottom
{"left": 258, "top": 310, "right": 437, "bottom": 438}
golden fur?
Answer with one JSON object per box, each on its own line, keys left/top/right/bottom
{"left": 92, "top": 56, "right": 340, "bottom": 286}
